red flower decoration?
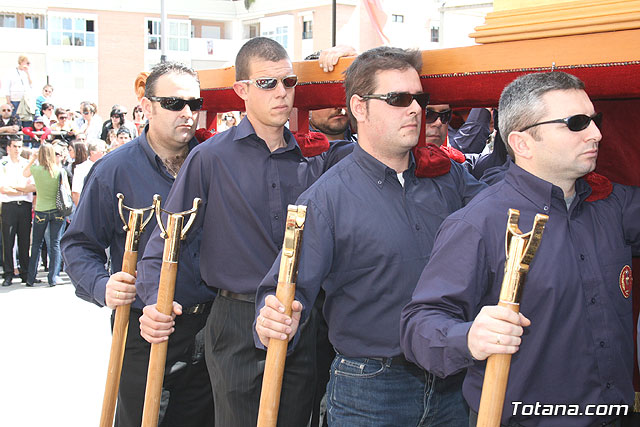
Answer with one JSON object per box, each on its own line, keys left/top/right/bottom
{"left": 413, "top": 143, "right": 452, "bottom": 178}
{"left": 195, "top": 128, "right": 215, "bottom": 143}
{"left": 294, "top": 131, "right": 330, "bottom": 157}
{"left": 583, "top": 171, "right": 613, "bottom": 201}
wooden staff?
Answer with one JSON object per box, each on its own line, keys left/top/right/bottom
{"left": 477, "top": 209, "right": 548, "bottom": 427}
{"left": 141, "top": 196, "right": 201, "bottom": 427}
{"left": 99, "top": 193, "right": 157, "bottom": 427}
{"left": 257, "top": 205, "right": 307, "bottom": 427}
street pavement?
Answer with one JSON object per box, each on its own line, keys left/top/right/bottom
{"left": 0, "top": 269, "right": 112, "bottom": 426}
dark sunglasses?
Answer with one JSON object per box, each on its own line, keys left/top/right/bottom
{"left": 360, "top": 92, "right": 430, "bottom": 109}
{"left": 148, "top": 96, "right": 204, "bottom": 112}
{"left": 519, "top": 112, "right": 602, "bottom": 132}
{"left": 239, "top": 75, "right": 298, "bottom": 90}
{"left": 58, "top": 116, "right": 68, "bottom": 120}
{"left": 425, "top": 109, "right": 452, "bottom": 124}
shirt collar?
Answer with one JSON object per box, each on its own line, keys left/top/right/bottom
{"left": 137, "top": 125, "right": 198, "bottom": 177}
{"left": 505, "top": 162, "right": 589, "bottom": 212}
{"left": 234, "top": 116, "right": 303, "bottom": 157}
{"left": 351, "top": 144, "right": 415, "bottom": 188}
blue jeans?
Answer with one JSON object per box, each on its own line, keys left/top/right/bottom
{"left": 327, "top": 354, "right": 468, "bottom": 426}
{"left": 27, "top": 209, "right": 64, "bottom": 285}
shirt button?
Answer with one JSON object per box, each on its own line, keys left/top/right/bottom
{"left": 272, "top": 183, "right": 276, "bottom": 188}
{"left": 591, "top": 297, "right": 596, "bottom": 304}
{"left": 543, "top": 205, "right": 549, "bottom": 211}
{"left": 377, "top": 180, "right": 382, "bottom": 185}
{"left": 606, "top": 382, "right": 611, "bottom": 389}
{"left": 580, "top": 254, "right": 585, "bottom": 261}
{"left": 600, "top": 341, "right": 605, "bottom": 347}
{"left": 274, "top": 214, "right": 279, "bottom": 220}
{"left": 415, "top": 224, "right": 420, "bottom": 231}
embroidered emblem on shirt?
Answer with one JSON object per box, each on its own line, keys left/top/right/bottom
{"left": 619, "top": 265, "right": 632, "bottom": 298}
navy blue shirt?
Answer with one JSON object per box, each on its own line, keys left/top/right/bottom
{"left": 137, "top": 117, "right": 349, "bottom": 306}
{"left": 61, "top": 129, "right": 213, "bottom": 309}
{"left": 255, "top": 144, "right": 486, "bottom": 357}
{"left": 401, "top": 162, "right": 640, "bottom": 426}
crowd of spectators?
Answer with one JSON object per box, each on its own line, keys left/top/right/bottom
{"left": 0, "top": 54, "right": 145, "bottom": 287}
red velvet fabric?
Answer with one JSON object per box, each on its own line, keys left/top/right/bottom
{"left": 293, "top": 131, "right": 330, "bottom": 157}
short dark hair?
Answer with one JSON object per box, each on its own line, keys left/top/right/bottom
{"left": 344, "top": 46, "right": 422, "bottom": 125}
{"left": 55, "top": 107, "right": 67, "bottom": 118}
{"left": 41, "top": 102, "right": 53, "bottom": 112}
{"left": 235, "top": 37, "right": 290, "bottom": 81}
{"left": 116, "top": 127, "right": 132, "bottom": 137}
{"left": 499, "top": 72, "right": 585, "bottom": 156}
{"left": 144, "top": 61, "right": 199, "bottom": 98}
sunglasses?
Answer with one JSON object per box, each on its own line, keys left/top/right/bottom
{"left": 425, "top": 109, "right": 452, "bottom": 124}
{"left": 520, "top": 112, "right": 603, "bottom": 132}
{"left": 58, "top": 116, "right": 68, "bottom": 120}
{"left": 148, "top": 96, "right": 204, "bottom": 112}
{"left": 239, "top": 75, "right": 298, "bottom": 90}
{"left": 360, "top": 92, "right": 430, "bottom": 109}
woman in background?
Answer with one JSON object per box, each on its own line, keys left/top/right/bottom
{"left": 132, "top": 104, "right": 146, "bottom": 135}
{"left": 22, "top": 144, "right": 67, "bottom": 287}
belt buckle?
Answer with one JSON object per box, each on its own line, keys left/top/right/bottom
{"left": 16, "top": 201, "right": 22, "bottom": 206}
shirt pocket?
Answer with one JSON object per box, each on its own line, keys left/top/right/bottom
{"left": 600, "top": 247, "right": 633, "bottom": 319}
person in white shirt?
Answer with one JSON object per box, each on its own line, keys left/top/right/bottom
{"left": 71, "top": 140, "right": 106, "bottom": 205}
{"left": 3, "top": 55, "right": 32, "bottom": 115}
{"left": 0, "top": 136, "right": 35, "bottom": 286}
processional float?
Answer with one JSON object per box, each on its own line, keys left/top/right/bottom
{"left": 121, "top": 1, "right": 640, "bottom": 424}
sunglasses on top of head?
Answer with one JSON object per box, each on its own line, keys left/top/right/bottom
{"left": 425, "top": 108, "right": 452, "bottom": 124}
{"left": 147, "top": 96, "right": 204, "bottom": 112}
{"left": 360, "top": 92, "right": 430, "bottom": 109}
{"left": 239, "top": 75, "right": 298, "bottom": 90}
{"left": 519, "top": 112, "right": 603, "bottom": 133}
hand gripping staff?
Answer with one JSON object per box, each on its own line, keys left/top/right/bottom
{"left": 477, "top": 209, "right": 548, "bottom": 427}
{"left": 99, "top": 193, "right": 157, "bottom": 427}
{"left": 257, "top": 205, "right": 307, "bottom": 427}
{"left": 141, "top": 195, "right": 201, "bottom": 427}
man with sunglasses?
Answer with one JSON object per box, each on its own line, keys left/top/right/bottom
{"left": 61, "top": 61, "right": 215, "bottom": 427}
{"left": 256, "top": 46, "right": 484, "bottom": 426}
{"left": 135, "top": 37, "right": 351, "bottom": 427}
{"left": 401, "top": 71, "right": 639, "bottom": 426}
{"left": 0, "top": 103, "right": 21, "bottom": 156}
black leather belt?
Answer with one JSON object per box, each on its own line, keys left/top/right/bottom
{"left": 371, "top": 355, "right": 416, "bottom": 367}
{"left": 183, "top": 301, "right": 213, "bottom": 315}
{"left": 3, "top": 200, "right": 30, "bottom": 206}
{"left": 218, "top": 289, "right": 255, "bottom": 303}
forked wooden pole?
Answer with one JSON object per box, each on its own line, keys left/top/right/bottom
{"left": 141, "top": 197, "right": 200, "bottom": 427}
{"left": 477, "top": 209, "right": 547, "bottom": 427}
{"left": 99, "top": 194, "right": 156, "bottom": 427}
{"left": 257, "top": 205, "right": 307, "bottom": 427}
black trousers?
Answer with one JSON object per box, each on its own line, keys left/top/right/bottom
{"left": 1, "top": 201, "right": 32, "bottom": 279}
{"left": 114, "top": 306, "right": 215, "bottom": 427}
{"left": 204, "top": 294, "right": 318, "bottom": 427}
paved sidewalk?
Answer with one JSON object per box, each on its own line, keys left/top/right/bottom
{"left": 0, "top": 269, "right": 112, "bottom": 426}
